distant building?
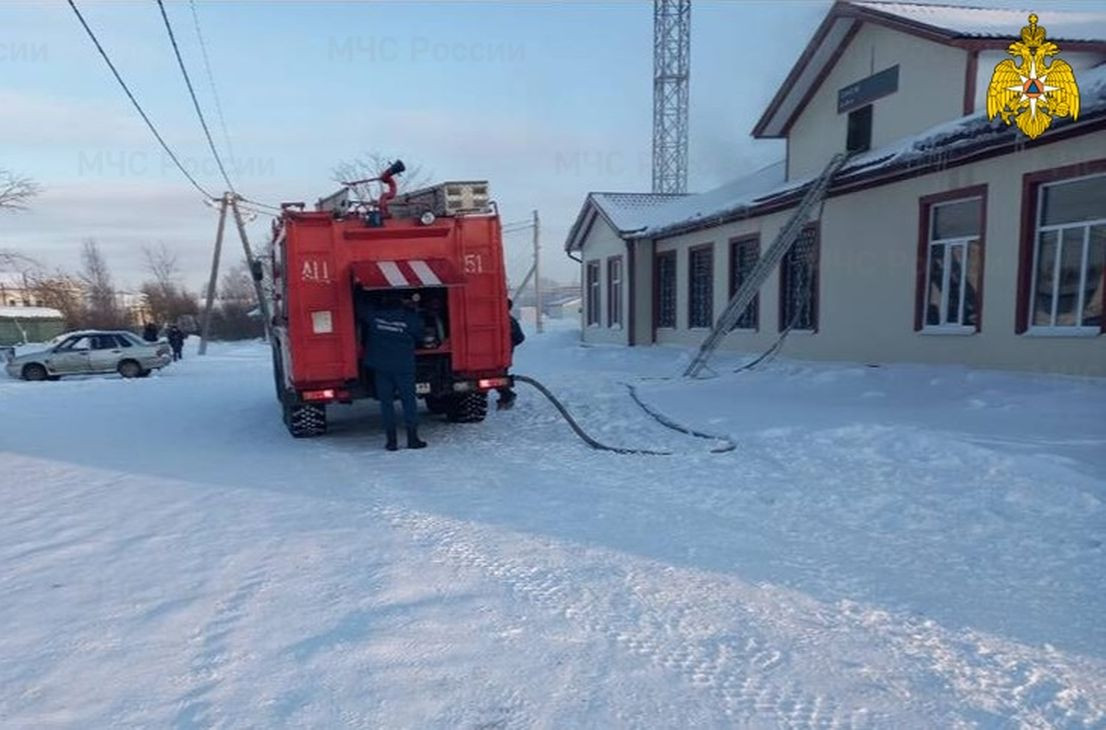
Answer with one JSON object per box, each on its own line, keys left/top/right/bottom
{"left": 0, "top": 272, "right": 152, "bottom": 326}
{"left": 0, "top": 306, "right": 65, "bottom": 346}
{"left": 566, "top": 1, "right": 1106, "bottom": 376}
{"left": 0, "top": 272, "right": 40, "bottom": 307}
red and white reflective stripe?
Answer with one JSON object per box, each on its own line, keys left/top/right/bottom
{"left": 376, "top": 260, "right": 446, "bottom": 287}
{"left": 377, "top": 261, "right": 409, "bottom": 287}
{"left": 408, "top": 259, "right": 442, "bottom": 285}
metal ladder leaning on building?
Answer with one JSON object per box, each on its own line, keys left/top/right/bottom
{"left": 683, "top": 152, "right": 850, "bottom": 378}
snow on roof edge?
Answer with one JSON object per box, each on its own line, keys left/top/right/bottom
{"left": 636, "top": 62, "right": 1106, "bottom": 241}
{"left": 0, "top": 306, "right": 64, "bottom": 320}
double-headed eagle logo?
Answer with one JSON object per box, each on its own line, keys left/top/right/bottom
{"left": 987, "top": 13, "right": 1080, "bottom": 139}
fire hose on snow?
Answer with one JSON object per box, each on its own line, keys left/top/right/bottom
{"left": 512, "top": 375, "right": 734, "bottom": 456}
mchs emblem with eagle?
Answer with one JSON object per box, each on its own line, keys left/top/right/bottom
{"left": 987, "top": 13, "right": 1080, "bottom": 139}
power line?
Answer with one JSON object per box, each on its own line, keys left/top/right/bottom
{"left": 188, "top": 0, "right": 237, "bottom": 167}
{"left": 155, "top": 0, "right": 236, "bottom": 194}
{"left": 66, "top": 0, "right": 214, "bottom": 199}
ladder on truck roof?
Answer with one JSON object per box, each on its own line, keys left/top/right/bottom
{"left": 683, "top": 152, "right": 849, "bottom": 378}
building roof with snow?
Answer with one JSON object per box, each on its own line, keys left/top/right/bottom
{"left": 0, "top": 306, "right": 64, "bottom": 320}
{"left": 564, "top": 192, "right": 687, "bottom": 252}
{"left": 851, "top": 2, "right": 1106, "bottom": 42}
{"left": 754, "top": 1, "right": 1106, "bottom": 138}
{"left": 565, "top": 0, "right": 1106, "bottom": 248}
{"left": 635, "top": 62, "right": 1106, "bottom": 240}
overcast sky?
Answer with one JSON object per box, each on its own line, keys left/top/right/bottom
{"left": 0, "top": 0, "right": 1088, "bottom": 290}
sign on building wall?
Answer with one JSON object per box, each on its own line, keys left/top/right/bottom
{"left": 838, "top": 65, "right": 899, "bottom": 114}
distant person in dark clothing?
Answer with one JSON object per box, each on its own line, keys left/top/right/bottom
{"left": 497, "top": 299, "right": 525, "bottom": 410}
{"left": 356, "top": 288, "right": 427, "bottom": 451}
{"left": 142, "top": 322, "right": 159, "bottom": 343}
{"left": 167, "top": 325, "right": 185, "bottom": 361}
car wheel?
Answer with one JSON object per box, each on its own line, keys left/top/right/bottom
{"left": 22, "top": 363, "right": 48, "bottom": 381}
{"left": 118, "top": 359, "right": 142, "bottom": 379}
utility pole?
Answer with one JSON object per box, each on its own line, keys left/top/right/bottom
{"left": 229, "top": 197, "right": 271, "bottom": 340}
{"left": 506, "top": 210, "right": 542, "bottom": 333}
{"left": 198, "top": 192, "right": 229, "bottom": 355}
{"left": 532, "top": 208, "right": 543, "bottom": 334}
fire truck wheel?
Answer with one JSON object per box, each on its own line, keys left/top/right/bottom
{"left": 286, "top": 403, "right": 327, "bottom": 438}
{"left": 446, "top": 392, "right": 488, "bottom": 423}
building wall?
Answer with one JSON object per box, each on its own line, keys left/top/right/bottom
{"left": 577, "top": 212, "right": 630, "bottom": 345}
{"left": 631, "top": 240, "right": 653, "bottom": 345}
{"left": 645, "top": 129, "right": 1106, "bottom": 376}
{"left": 788, "top": 23, "right": 967, "bottom": 180}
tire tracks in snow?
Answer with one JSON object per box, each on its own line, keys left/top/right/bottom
{"left": 171, "top": 554, "right": 273, "bottom": 729}
{"left": 324, "top": 442, "right": 1106, "bottom": 728}
{"left": 324, "top": 449, "right": 902, "bottom": 728}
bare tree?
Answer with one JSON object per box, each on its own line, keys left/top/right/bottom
{"left": 27, "top": 272, "right": 87, "bottom": 330}
{"left": 137, "top": 241, "right": 197, "bottom": 327}
{"left": 78, "top": 239, "right": 126, "bottom": 329}
{"left": 209, "top": 261, "right": 263, "bottom": 340}
{"left": 332, "top": 152, "right": 433, "bottom": 202}
{"left": 140, "top": 281, "right": 198, "bottom": 329}
{"left": 0, "top": 249, "right": 40, "bottom": 274}
{"left": 0, "top": 169, "right": 41, "bottom": 211}
{"left": 142, "top": 242, "right": 180, "bottom": 289}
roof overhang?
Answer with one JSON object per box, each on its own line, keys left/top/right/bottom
{"left": 564, "top": 194, "right": 635, "bottom": 253}
{"left": 753, "top": 1, "right": 1106, "bottom": 139}
{"left": 663, "top": 111, "right": 1106, "bottom": 241}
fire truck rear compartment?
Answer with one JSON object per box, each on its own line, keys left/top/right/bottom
{"left": 353, "top": 284, "right": 456, "bottom": 400}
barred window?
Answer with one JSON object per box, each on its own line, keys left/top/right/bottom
{"left": 607, "top": 256, "right": 623, "bottom": 328}
{"left": 780, "top": 226, "right": 818, "bottom": 331}
{"left": 729, "top": 236, "right": 760, "bottom": 331}
{"left": 585, "top": 260, "right": 601, "bottom": 326}
{"left": 654, "top": 251, "right": 676, "bottom": 328}
{"left": 688, "top": 245, "right": 714, "bottom": 329}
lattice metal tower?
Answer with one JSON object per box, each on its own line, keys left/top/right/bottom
{"left": 652, "top": 0, "right": 690, "bottom": 194}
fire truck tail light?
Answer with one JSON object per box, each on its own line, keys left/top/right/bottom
{"left": 477, "top": 377, "right": 508, "bottom": 389}
{"left": 311, "top": 310, "right": 333, "bottom": 334}
{"left": 303, "top": 389, "right": 336, "bottom": 401}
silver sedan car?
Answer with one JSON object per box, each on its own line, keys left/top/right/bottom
{"left": 5, "top": 330, "right": 172, "bottom": 381}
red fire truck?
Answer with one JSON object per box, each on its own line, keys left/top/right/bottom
{"left": 263, "top": 162, "right": 513, "bottom": 437}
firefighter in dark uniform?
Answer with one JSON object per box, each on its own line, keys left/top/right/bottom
{"left": 356, "top": 289, "right": 427, "bottom": 451}
{"left": 497, "top": 298, "right": 525, "bottom": 410}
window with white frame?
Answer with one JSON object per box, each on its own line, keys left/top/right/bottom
{"left": 606, "top": 256, "right": 623, "bottom": 328}
{"left": 924, "top": 197, "right": 983, "bottom": 331}
{"left": 1029, "top": 174, "right": 1105, "bottom": 332}
{"left": 585, "top": 260, "right": 601, "bottom": 326}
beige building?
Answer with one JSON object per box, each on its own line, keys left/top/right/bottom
{"left": 565, "top": 1, "right": 1106, "bottom": 376}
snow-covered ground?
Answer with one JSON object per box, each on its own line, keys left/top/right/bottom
{"left": 1, "top": 325, "right": 1104, "bottom": 728}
